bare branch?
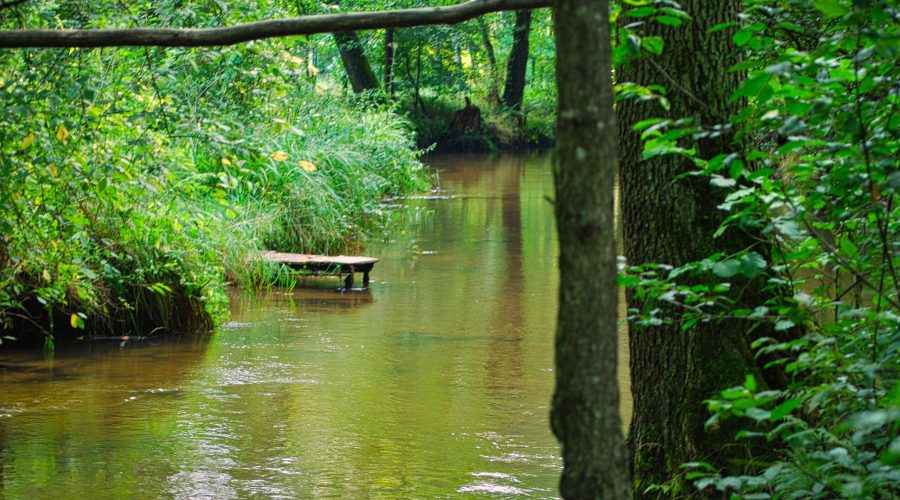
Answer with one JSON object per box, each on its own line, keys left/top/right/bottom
{"left": 0, "top": 0, "right": 551, "bottom": 48}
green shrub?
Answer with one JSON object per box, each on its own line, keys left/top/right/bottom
{"left": 0, "top": 7, "right": 428, "bottom": 344}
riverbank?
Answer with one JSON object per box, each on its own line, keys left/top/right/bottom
{"left": 0, "top": 42, "right": 429, "bottom": 347}
{"left": 402, "top": 93, "right": 555, "bottom": 153}
{"left": 0, "top": 153, "right": 568, "bottom": 497}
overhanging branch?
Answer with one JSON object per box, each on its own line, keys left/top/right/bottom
{"left": 0, "top": 0, "right": 551, "bottom": 48}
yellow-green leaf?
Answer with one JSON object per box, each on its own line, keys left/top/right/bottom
{"left": 281, "top": 50, "right": 305, "bottom": 65}
{"left": 21, "top": 133, "right": 35, "bottom": 149}
{"left": 298, "top": 160, "right": 317, "bottom": 172}
{"left": 70, "top": 313, "right": 85, "bottom": 329}
{"left": 56, "top": 124, "right": 69, "bottom": 144}
{"left": 269, "top": 151, "right": 288, "bottom": 161}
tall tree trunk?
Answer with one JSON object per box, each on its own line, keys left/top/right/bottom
{"left": 477, "top": 17, "right": 501, "bottom": 106}
{"left": 333, "top": 30, "right": 379, "bottom": 93}
{"left": 617, "top": 1, "right": 780, "bottom": 495}
{"left": 502, "top": 9, "right": 531, "bottom": 110}
{"left": 414, "top": 37, "right": 423, "bottom": 113}
{"left": 550, "top": 0, "right": 630, "bottom": 497}
{"left": 383, "top": 28, "right": 395, "bottom": 96}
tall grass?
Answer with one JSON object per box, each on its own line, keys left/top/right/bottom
{"left": 0, "top": 40, "right": 429, "bottom": 344}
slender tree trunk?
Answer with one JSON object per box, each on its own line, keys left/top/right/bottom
{"left": 617, "top": 1, "right": 782, "bottom": 495}
{"left": 414, "top": 37, "right": 425, "bottom": 113}
{"left": 477, "top": 17, "right": 501, "bottom": 106}
{"left": 333, "top": 30, "right": 379, "bottom": 93}
{"left": 384, "top": 28, "right": 395, "bottom": 97}
{"left": 502, "top": 9, "right": 531, "bottom": 110}
{"left": 307, "top": 46, "right": 316, "bottom": 80}
{"left": 453, "top": 37, "right": 465, "bottom": 83}
{"left": 550, "top": 0, "right": 630, "bottom": 497}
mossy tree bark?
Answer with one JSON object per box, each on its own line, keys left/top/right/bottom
{"left": 550, "top": 0, "right": 630, "bottom": 497}
{"left": 617, "top": 1, "right": 783, "bottom": 496}
{"left": 334, "top": 30, "right": 379, "bottom": 93}
{"left": 502, "top": 9, "right": 531, "bottom": 110}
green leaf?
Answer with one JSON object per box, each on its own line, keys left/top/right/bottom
{"left": 733, "top": 73, "right": 771, "bottom": 100}
{"left": 745, "top": 374, "right": 757, "bottom": 392}
{"left": 642, "top": 36, "right": 664, "bottom": 56}
{"left": 713, "top": 259, "right": 741, "bottom": 278}
{"left": 880, "top": 436, "right": 900, "bottom": 465}
{"left": 632, "top": 118, "right": 665, "bottom": 131}
{"left": 739, "top": 252, "right": 767, "bottom": 277}
{"left": 654, "top": 15, "right": 683, "bottom": 26}
{"left": 710, "top": 175, "right": 736, "bottom": 188}
{"left": 733, "top": 28, "right": 753, "bottom": 47}
{"left": 682, "top": 317, "right": 700, "bottom": 331}
{"left": 770, "top": 398, "right": 801, "bottom": 422}
{"left": 618, "top": 274, "right": 640, "bottom": 286}
{"left": 839, "top": 236, "right": 859, "bottom": 259}
{"left": 813, "top": 0, "right": 849, "bottom": 17}
{"left": 627, "top": 6, "right": 656, "bottom": 17}
{"left": 774, "top": 320, "right": 795, "bottom": 331}
{"left": 746, "top": 407, "right": 771, "bottom": 422}
{"left": 708, "top": 21, "right": 738, "bottom": 34}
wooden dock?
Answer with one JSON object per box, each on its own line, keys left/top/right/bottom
{"left": 260, "top": 251, "right": 378, "bottom": 289}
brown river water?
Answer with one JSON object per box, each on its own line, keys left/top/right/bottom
{"left": 0, "top": 153, "right": 630, "bottom": 498}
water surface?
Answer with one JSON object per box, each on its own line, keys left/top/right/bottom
{"left": 0, "top": 153, "right": 628, "bottom": 497}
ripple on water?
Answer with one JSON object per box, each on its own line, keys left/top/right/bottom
{"left": 480, "top": 451, "right": 560, "bottom": 465}
{"left": 167, "top": 470, "right": 237, "bottom": 499}
{"left": 458, "top": 481, "right": 529, "bottom": 495}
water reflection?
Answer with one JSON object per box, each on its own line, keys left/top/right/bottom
{"left": 0, "top": 152, "right": 628, "bottom": 498}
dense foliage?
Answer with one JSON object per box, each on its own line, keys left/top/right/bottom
{"left": 0, "top": 1, "right": 428, "bottom": 343}
{"left": 308, "top": 0, "right": 557, "bottom": 150}
{"left": 621, "top": 0, "right": 899, "bottom": 496}
{"left": 388, "top": 12, "right": 557, "bottom": 150}
{"left": 2, "top": 0, "right": 895, "bottom": 496}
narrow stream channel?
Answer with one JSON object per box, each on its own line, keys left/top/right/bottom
{"left": 0, "top": 153, "right": 629, "bottom": 498}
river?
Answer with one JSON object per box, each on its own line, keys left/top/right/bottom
{"left": 0, "top": 153, "right": 630, "bottom": 498}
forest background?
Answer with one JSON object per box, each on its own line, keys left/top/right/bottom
{"left": 0, "top": 0, "right": 898, "bottom": 498}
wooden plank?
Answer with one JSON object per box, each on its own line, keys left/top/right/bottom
{"left": 259, "top": 251, "right": 378, "bottom": 273}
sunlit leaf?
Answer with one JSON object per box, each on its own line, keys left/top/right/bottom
{"left": 20, "top": 133, "right": 34, "bottom": 149}
{"left": 55, "top": 124, "right": 69, "bottom": 144}
{"left": 269, "top": 151, "right": 288, "bottom": 161}
{"left": 69, "top": 313, "right": 85, "bottom": 329}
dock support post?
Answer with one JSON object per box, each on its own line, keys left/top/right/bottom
{"left": 344, "top": 265, "right": 355, "bottom": 291}
{"left": 363, "top": 271, "right": 370, "bottom": 289}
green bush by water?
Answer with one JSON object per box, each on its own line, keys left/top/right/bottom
{"left": 0, "top": 6, "right": 428, "bottom": 343}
